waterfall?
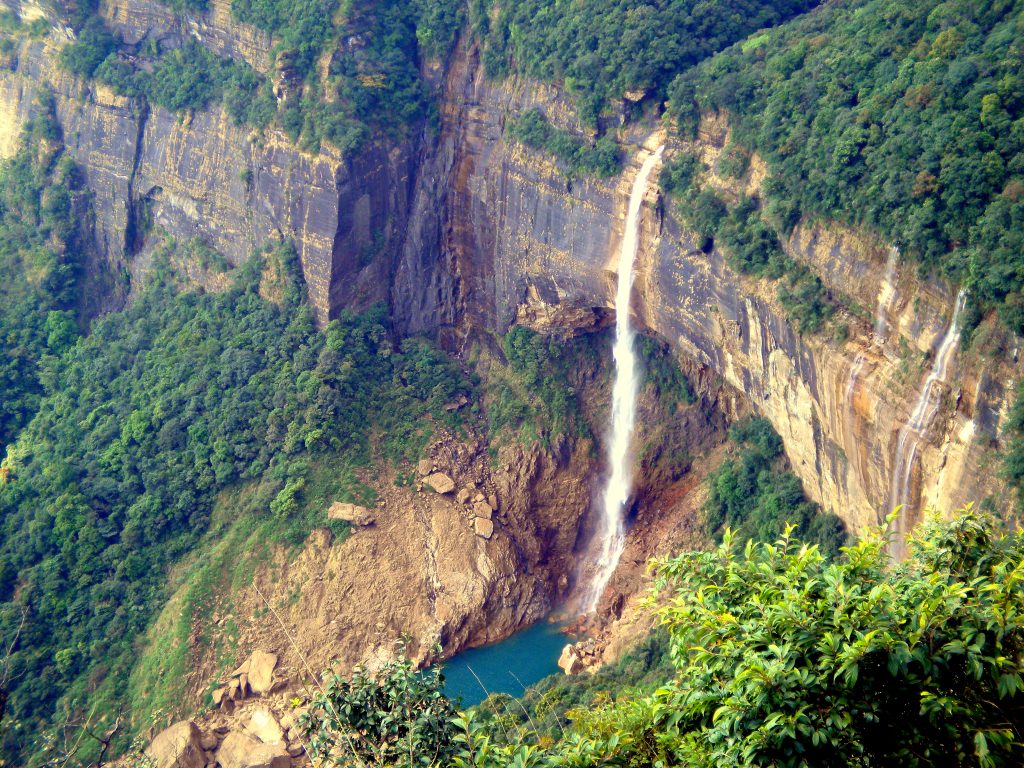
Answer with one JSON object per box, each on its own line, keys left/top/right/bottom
{"left": 844, "top": 248, "right": 899, "bottom": 451}
{"left": 581, "top": 144, "right": 664, "bottom": 613}
{"left": 873, "top": 247, "right": 899, "bottom": 345}
{"left": 887, "top": 289, "right": 967, "bottom": 557}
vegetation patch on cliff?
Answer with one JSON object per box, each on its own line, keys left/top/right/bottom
{"left": 661, "top": 152, "right": 840, "bottom": 335}
{"left": 705, "top": 416, "right": 847, "bottom": 557}
{"left": 0, "top": 97, "right": 88, "bottom": 448}
{"left": 507, "top": 109, "right": 621, "bottom": 178}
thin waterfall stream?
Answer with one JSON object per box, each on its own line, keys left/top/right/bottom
{"left": 887, "top": 289, "right": 967, "bottom": 558}
{"left": 845, "top": 247, "right": 899, "bottom": 429}
{"left": 581, "top": 143, "right": 664, "bottom": 613}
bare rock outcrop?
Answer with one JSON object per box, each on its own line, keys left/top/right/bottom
{"left": 216, "top": 731, "right": 290, "bottom": 768}
{"left": 424, "top": 472, "right": 455, "bottom": 494}
{"left": 246, "top": 708, "right": 286, "bottom": 745}
{"left": 145, "top": 720, "right": 208, "bottom": 768}
{"left": 327, "top": 502, "right": 375, "bottom": 526}
{"left": 233, "top": 650, "right": 278, "bottom": 695}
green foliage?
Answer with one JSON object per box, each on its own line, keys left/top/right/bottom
{"left": 0, "top": 245, "right": 471, "bottom": 763}
{"left": 705, "top": 417, "right": 847, "bottom": 557}
{"left": 58, "top": 17, "right": 118, "bottom": 78}
{"left": 650, "top": 509, "right": 1024, "bottom": 765}
{"left": 1001, "top": 380, "right": 1024, "bottom": 508}
{"left": 717, "top": 142, "right": 750, "bottom": 180}
{"left": 63, "top": 0, "right": 464, "bottom": 152}
{"left": 678, "top": 188, "right": 727, "bottom": 252}
{"left": 302, "top": 655, "right": 462, "bottom": 767}
{"left": 667, "top": 0, "right": 1024, "bottom": 337}
{"left": 658, "top": 152, "right": 703, "bottom": 198}
{"left": 88, "top": 37, "right": 270, "bottom": 116}
{"left": 0, "top": 98, "right": 86, "bottom": 448}
{"left": 638, "top": 336, "right": 694, "bottom": 413}
{"left": 476, "top": 0, "right": 817, "bottom": 123}
{"left": 507, "top": 109, "right": 621, "bottom": 178}
{"left": 229, "top": 0, "right": 462, "bottom": 150}
{"left": 486, "top": 326, "right": 598, "bottom": 446}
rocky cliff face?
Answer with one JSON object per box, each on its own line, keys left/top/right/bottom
{"left": 0, "top": 6, "right": 416, "bottom": 323}
{"left": 394, "top": 41, "right": 1020, "bottom": 535}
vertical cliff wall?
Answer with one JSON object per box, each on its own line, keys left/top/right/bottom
{"left": 394, "top": 41, "right": 1020, "bottom": 535}
{"left": 0, "top": 9, "right": 417, "bottom": 324}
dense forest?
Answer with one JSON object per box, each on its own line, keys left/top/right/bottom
{"left": 666, "top": 0, "right": 1024, "bottom": 338}
{"left": 473, "top": 0, "right": 818, "bottom": 124}
{"left": 0, "top": 97, "right": 86, "bottom": 449}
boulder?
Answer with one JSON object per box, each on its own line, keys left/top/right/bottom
{"left": 472, "top": 501, "right": 493, "bottom": 520}
{"left": 247, "top": 650, "right": 278, "bottom": 694}
{"left": 145, "top": 720, "right": 208, "bottom": 768}
{"left": 425, "top": 472, "right": 455, "bottom": 494}
{"left": 417, "top": 458, "right": 433, "bottom": 476}
{"left": 216, "top": 731, "right": 290, "bottom": 768}
{"left": 327, "top": 502, "right": 375, "bottom": 526}
{"left": 246, "top": 708, "right": 285, "bottom": 744}
{"left": 474, "top": 517, "right": 494, "bottom": 539}
{"left": 557, "top": 645, "right": 585, "bottom": 675}
{"left": 456, "top": 487, "right": 471, "bottom": 505}
{"left": 199, "top": 732, "right": 220, "bottom": 751}
{"left": 487, "top": 493, "right": 498, "bottom": 510}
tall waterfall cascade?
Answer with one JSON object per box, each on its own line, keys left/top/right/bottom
{"left": 580, "top": 143, "right": 664, "bottom": 613}
{"left": 887, "top": 289, "right": 968, "bottom": 558}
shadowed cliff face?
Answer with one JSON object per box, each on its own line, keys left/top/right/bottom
{"left": 394, "top": 41, "right": 1021, "bottom": 535}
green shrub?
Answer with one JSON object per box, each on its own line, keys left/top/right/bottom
{"left": 507, "top": 109, "right": 621, "bottom": 178}
{"left": 705, "top": 416, "right": 847, "bottom": 556}
{"left": 58, "top": 17, "right": 118, "bottom": 77}
{"left": 651, "top": 508, "right": 1024, "bottom": 765}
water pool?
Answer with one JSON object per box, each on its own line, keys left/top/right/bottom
{"left": 441, "top": 621, "right": 569, "bottom": 707}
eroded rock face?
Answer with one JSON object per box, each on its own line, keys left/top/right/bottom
{"left": 394, "top": 40, "right": 1020, "bottom": 535}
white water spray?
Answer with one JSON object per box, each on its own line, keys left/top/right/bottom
{"left": 873, "top": 247, "right": 899, "bottom": 345}
{"left": 581, "top": 144, "right": 664, "bottom": 613}
{"left": 887, "top": 289, "right": 967, "bottom": 557}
